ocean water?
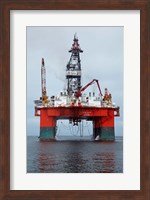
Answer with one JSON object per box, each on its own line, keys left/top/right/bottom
{"left": 27, "top": 136, "right": 123, "bottom": 173}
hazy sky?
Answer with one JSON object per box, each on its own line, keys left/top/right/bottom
{"left": 27, "top": 26, "right": 123, "bottom": 136}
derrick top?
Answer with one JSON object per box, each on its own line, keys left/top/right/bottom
{"left": 42, "top": 58, "right": 45, "bottom": 66}
{"left": 69, "top": 33, "right": 83, "bottom": 53}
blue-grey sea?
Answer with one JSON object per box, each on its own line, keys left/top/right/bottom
{"left": 27, "top": 135, "right": 123, "bottom": 173}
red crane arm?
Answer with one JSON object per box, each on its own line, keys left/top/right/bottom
{"left": 95, "top": 80, "right": 103, "bottom": 96}
{"left": 75, "top": 79, "right": 103, "bottom": 98}
{"left": 80, "top": 79, "right": 96, "bottom": 92}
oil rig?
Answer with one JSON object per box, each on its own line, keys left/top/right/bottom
{"left": 34, "top": 34, "right": 120, "bottom": 141}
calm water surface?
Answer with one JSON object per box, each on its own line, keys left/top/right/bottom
{"left": 27, "top": 136, "right": 123, "bottom": 173}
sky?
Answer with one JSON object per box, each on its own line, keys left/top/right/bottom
{"left": 27, "top": 26, "right": 123, "bottom": 136}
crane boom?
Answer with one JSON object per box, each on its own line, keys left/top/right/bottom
{"left": 75, "top": 79, "right": 103, "bottom": 98}
{"left": 41, "top": 58, "right": 47, "bottom": 98}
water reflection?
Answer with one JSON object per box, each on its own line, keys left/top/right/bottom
{"left": 64, "top": 152, "right": 87, "bottom": 173}
{"left": 28, "top": 138, "right": 123, "bottom": 173}
{"left": 93, "top": 152, "right": 115, "bottom": 173}
{"left": 36, "top": 149, "right": 116, "bottom": 173}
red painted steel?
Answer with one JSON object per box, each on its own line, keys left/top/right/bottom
{"left": 46, "top": 107, "right": 109, "bottom": 117}
{"left": 94, "top": 110, "right": 114, "bottom": 128}
{"left": 40, "top": 109, "right": 56, "bottom": 127}
{"left": 35, "top": 107, "right": 119, "bottom": 128}
{"left": 75, "top": 79, "right": 103, "bottom": 98}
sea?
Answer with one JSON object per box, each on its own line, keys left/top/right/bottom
{"left": 27, "top": 135, "right": 123, "bottom": 173}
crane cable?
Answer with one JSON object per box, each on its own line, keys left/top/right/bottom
{"left": 57, "top": 120, "right": 80, "bottom": 136}
{"left": 56, "top": 121, "right": 61, "bottom": 136}
{"left": 61, "top": 121, "right": 70, "bottom": 130}
{"left": 83, "top": 121, "right": 93, "bottom": 136}
{"left": 69, "top": 124, "right": 80, "bottom": 136}
{"left": 56, "top": 120, "right": 92, "bottom": 136}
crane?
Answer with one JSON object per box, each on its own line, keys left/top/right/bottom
{"left": 41, "top": 58, "right": 49, "bottom": 105}
{"left": 41, "top": 58, "right": 47, "bottom": 98}
{"left": 74, "top": 79, "right": 103, "bottom": 98}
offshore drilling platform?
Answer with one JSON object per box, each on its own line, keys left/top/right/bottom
{"left": 34, "top": 34, "right": 120, "bottom": 141}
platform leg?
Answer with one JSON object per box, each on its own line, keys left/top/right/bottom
{"left": 39, "top": 109, "right": 56, "bottom": 141}
{"left": 40, "top": 127, "right": 56, "bottom": 141}
{"left": 93, "top": 110, "right": 115, "bottom": 141}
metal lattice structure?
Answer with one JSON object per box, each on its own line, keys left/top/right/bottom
{"left": 66, "top": 34, "right": 83, "bottom": 96}
{"left": 41, "top": 58, "right": 47, "bottom": 98}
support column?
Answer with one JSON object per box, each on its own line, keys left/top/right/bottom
{"left": 39, "top": 109, "right": 56, "bottom": 141}
{"left": 93, "top": 109, "right": 115, "bottom": 141}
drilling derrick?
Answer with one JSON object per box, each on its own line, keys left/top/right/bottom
{"left": 34, "top": 34, "right": 120, "bottom": 142}
{"left": 66, "top": 34, "right": 83, "bottom": 96}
